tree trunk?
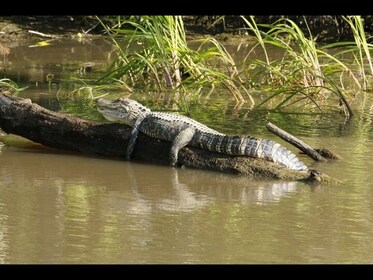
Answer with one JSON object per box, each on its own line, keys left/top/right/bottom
{"left": 0, "top": 92, "right": 339, "bottom": 184}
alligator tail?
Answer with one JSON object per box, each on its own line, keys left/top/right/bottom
{"left": 194, "top": 134, "right": 307, "bottom": 171}
{"left": 245, "top": 138, "right": 308, "bottom": 171}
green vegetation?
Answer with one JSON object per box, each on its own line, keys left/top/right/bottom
{"left": 96, "top": 16, "right": 250, "bottom": 105}
{"left": 0, "top": 78, "right": 25, "bottom": 93}
{"left": 328, "top": 16, "right": 373, "bottom": 91}
{"left": 2, "top": 16, "right": 370, "bottom": 117}
{"left": 1, "top": 43, "right": 26, "bottom": 94}
{"left": 92, "top": 16, "right": 373, "bottom": 117}
{"left": 239, "top": 15, "right": 373, "bottom": 116}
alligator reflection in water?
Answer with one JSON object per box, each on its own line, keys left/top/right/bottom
{"left": 165, "top": 169, "right": 299, "bottom": 206}
{"left": 100, "top": 166, "right": 299, "bottom": 216}
{"left": 0, "top": 146, "right": 300, "bottom": 212}
{"left": 122, "top": 165, "right": 212, "bottom": 213}
{"left": 0, "top": 146, "right": 302, "bottom": 263}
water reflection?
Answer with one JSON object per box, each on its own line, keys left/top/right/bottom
{"left": 0, "top": 146, "right": 301, "bottom": 263}
{"left": 4, "top": 38, "right": 115, "bottom": 85}
{"left": 0, "top": 202, "right": 9, "bottom": 264}
{"left": 0, "top": 146, "right": 300, "bottom": 209}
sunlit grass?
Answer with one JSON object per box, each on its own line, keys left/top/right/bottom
{"left": 323, "top": 16, "right": 373, "bottom": 91}
{"left": 0, "top": 78, "right": 27, "bottom": 93}
{"left": 84, "top": 16, "right": 373, "bottom": 116}
{"left": 95, "top": 16, "right": 251, "bottom": 105}
{"left": 239, "top": 15, "right": 373, "bottom": 116}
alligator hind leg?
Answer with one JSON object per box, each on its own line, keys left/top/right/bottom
{"left": 170, "top": 126, "right": 196, "bottom": 166}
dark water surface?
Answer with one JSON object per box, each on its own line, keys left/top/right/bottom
{"left": 1, "top": 38, "right": 373, "bottom": 263}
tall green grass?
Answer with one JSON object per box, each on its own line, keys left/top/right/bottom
{"left": 0, "top": 78, "right": 25, "bottom": 93}
{"left": 322, "top": 16, "right": 373, "bottom": 91}
{"left": 91, "top": 16, "right": 372, "bottom": 116}
{"left": 96, "top": 16, "right": 250, "bottom": 105}
{"left": 239, "top": 16, "right": 373, "bottom": 116}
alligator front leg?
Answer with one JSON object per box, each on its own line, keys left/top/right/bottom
{"left": 170, "top": 126, "right": 196, "bottom": 166}
{"left": 126, "top": 116, "right": 146, "bottom": 160}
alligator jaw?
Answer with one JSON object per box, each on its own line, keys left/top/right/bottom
{"left": 96, "top": 98, "right": 119, "bottom": 109}
{"left": 96, "top": 99, "right": 124, "bottom": 122}
{"left": 97, "top": 109, "right": 123, "bottom": 122}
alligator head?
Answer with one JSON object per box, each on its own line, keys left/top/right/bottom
{"left": 96, "top": 97, "right": 151, "bottom": 126}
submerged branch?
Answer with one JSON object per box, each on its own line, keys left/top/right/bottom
{"left": 0, "top": 92, "right": 339, "bottom": 184}
{"left": 315, "top": 148, "right": 343, "bottom": 160}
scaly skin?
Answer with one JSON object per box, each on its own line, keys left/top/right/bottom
{"left": 97, "top": 98, "right": 308, "bottom": 171}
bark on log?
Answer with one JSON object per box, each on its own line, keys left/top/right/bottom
{"left": 0, "top": 92, "right": 340, "bottom": 184}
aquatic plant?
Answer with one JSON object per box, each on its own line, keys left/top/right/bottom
{"left": 90, "top": 16, "right": 372, "bottom": 116}
{"left": 95, "top": 16, "right": 250, "bottom": 105}
{"left": 323, "top": 16, "right": 373, "bottom": 91}
{"left": 239, "top": 16, "right": 367, "bottom": 116}
{"left": 0, "top": 43, "right": 10, "bottom": 75}
{"left": 0, "top": 78, "right": 26, "bottom": 93}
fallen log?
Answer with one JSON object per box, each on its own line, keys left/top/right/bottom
{"left": 0, "top": 92, "right": 340, "bottom": 184}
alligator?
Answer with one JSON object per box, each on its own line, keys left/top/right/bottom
{"left": 96, "top": 97, "right": 308, "bottom": 171}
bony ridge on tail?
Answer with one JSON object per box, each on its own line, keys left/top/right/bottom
{"left": 96, "top": 97, "right": 308, "bottom": 171}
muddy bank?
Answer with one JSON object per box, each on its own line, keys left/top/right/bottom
{"left": 183, "top": 16, "right": 373, "bottom": 43}
{"left": 0, "top": 16, "right": 102, "bottom": 42}
{"left": 1, "top": 16, "right": 372, "bottom": 44}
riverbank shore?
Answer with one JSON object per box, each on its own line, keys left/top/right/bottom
{"left": 2, "top": 15, "right": 372, "bottom": 44}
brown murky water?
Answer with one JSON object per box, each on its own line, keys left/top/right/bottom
{"left": 1, "top": 38, "right": 373, "bottom": 264}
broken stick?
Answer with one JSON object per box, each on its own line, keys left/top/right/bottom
{"left": 266, "top": 122, "right": 327, "bottom": 162}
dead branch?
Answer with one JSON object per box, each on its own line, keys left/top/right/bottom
{"left": 266, "top": 122, "right": 328, "bottom": 162}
